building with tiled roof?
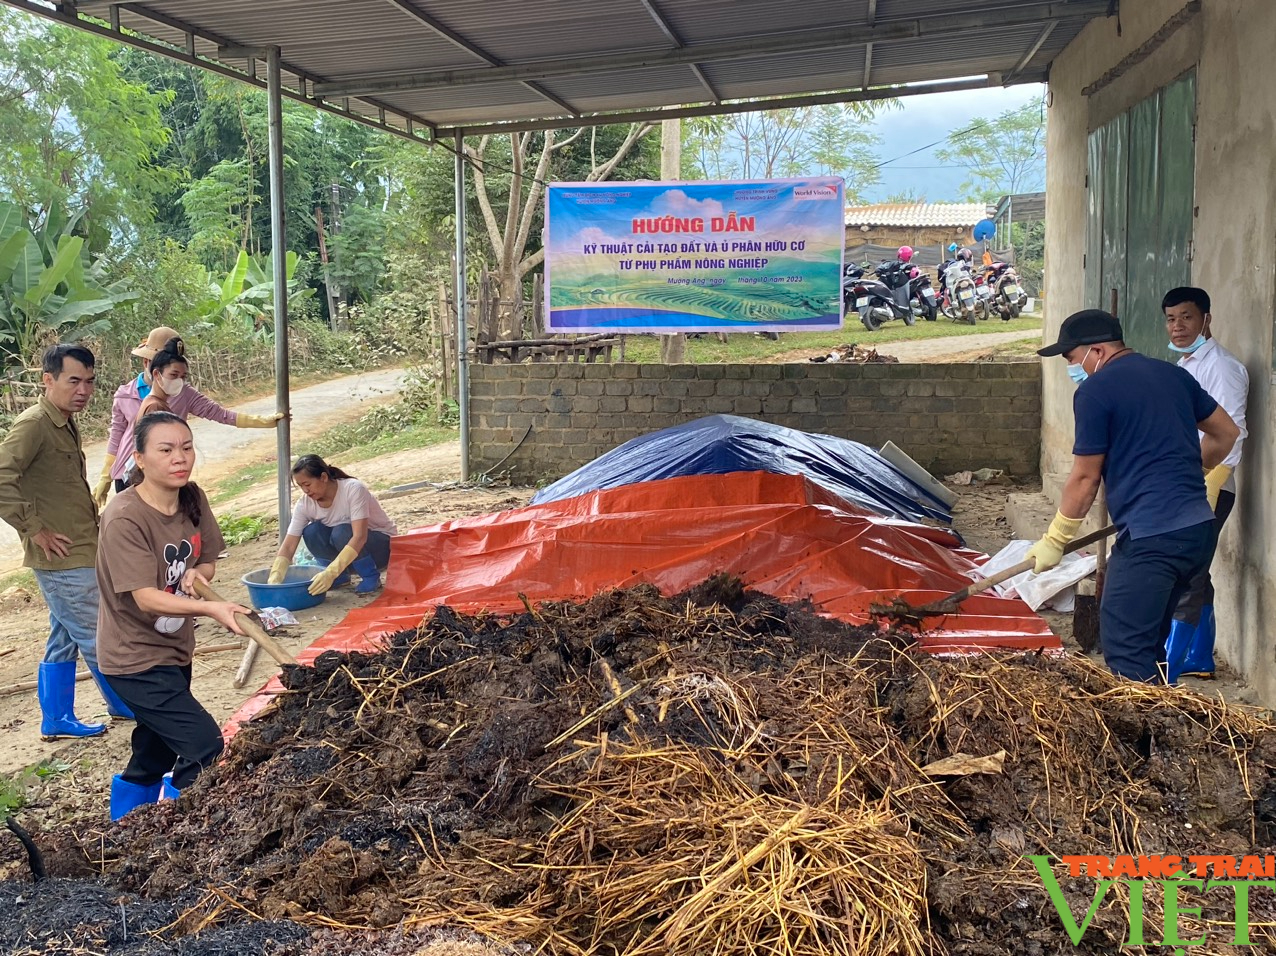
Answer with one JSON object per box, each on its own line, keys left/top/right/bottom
{"left": 844, "top": 202, "right": 994, "bottom": 229}
{"left": 844, "top": 202, "right": 996, "bottom": 253}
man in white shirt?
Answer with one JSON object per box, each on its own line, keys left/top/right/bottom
{"left": 1162, "top": 287, "right": 1249, "bottom": 680}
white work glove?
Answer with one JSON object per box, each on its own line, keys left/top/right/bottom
{"left": 1026, "top": 512, "right": 1082, "bottom": 574}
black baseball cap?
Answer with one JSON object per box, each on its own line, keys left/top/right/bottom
{"left": 1038, "top": 309, "right": 1124, "bottom": 357}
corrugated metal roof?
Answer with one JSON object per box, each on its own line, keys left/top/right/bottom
{"left": 5, "top": 0, "right": 1111, "bottom": 138}
{"left": 845, "top": 203, "right": 994, "bottom": 227}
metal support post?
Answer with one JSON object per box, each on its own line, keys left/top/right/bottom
{"left": 454, "top": 130, "right": 471, "bottom": 481}
{"left": 267, "top": 46, "right": 292, "bottom": 534}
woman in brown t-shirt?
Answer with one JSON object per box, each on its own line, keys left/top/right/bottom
{"left": 96, "top": 411, "right": 251, "bottom": 821}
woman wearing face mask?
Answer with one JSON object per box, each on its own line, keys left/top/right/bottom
{"left": 97, "top": 411, "right": 251, "bottom": 819}
{"left": 94, "top": 329, "right": 284, "bottom": 501}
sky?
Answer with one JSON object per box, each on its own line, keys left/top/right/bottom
{"left": 862, "top": 82, "right": 1045, "bottom": 204}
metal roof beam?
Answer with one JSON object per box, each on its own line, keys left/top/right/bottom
{"left": 2, "top": 0, "right": 437, "bottom": 142}
{"left": 314, "top": 0, "right": 1109, "bottom": 98}
{"left": 439, "top": 75, "right": 1005, "bottom": 137}
{"left": 1006, "top": 21, "right": 1057, "bottom": 81}
{"left": 637, "top": 0, "right": 722, "bottom": 104}
{"left": 862, "top": 43, "right": 873, "bottom": 89}
{"left": 689, "top": 63, "right": 722, "bottom": 104}
{"left": 378, "top": 0, "right": 580, "bottom": 116}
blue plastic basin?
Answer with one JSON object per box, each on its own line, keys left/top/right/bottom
{"left": 241, "top": 565, "right": 326, "bottom": 612}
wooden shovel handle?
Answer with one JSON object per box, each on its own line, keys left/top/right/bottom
{"left": 190, "top": 578, "right": 298, "bottom": 666}
{"left": 950, "top": 524, "right": 1117, "bottom": 603}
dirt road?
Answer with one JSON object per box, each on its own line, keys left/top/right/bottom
{"left": 0, "top": 367, "right": 407, "bottom": 573}
{"left": 770, "top": 327, "right": 1041, "bottom": 364}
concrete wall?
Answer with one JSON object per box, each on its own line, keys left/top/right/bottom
{"left": 1045, "top": 0, "right": 1276, "bottom": 699}
{"left": 468, "top": 362, "right": 1041, "bottom": 480}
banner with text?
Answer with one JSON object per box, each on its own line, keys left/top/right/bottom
{"left": 545, "top": 178, "right": 845, "bottom": 333}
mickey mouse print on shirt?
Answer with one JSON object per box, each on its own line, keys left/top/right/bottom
{"left": 154, "top": 532, "right": 202, "bottom": 634}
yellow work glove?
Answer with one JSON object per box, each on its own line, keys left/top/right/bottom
{"left": 1026, "top": 511, "right": 1083, "bottom": 574}
{"left": 1204, "top": 464, "right": 1232, "bottom": 511}
{"left": 236, "top": 412, "right": 284, "bottom": 428}
{"left": 92, "top": 454, "right": 116, "bottom": 508}
{"left": 308, "top": 545, "right": 359, "bottom": 595}
{"left": 267, "top": 554, "right": 290, "bottom": 585}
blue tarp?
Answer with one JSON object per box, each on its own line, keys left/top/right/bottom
{"left": 531, "top": 415, "right": 954, "bottom": 526}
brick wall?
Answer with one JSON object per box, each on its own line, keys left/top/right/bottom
{"left": 469, "top": 362, "right": 1041, "bottom": 481}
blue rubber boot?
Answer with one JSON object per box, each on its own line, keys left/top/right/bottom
{"left": 160, "top": 773, "right": 181, "bottom": 801}
{"left": 1179, "top": 605, "right": 1217, "bottom": 678}
{"left": 110, "top": 775, "right": 161, "bottom": 821}
{"left": 37, "top": 661, "right": 106, "bottom": 739}
{"left": 351, "top": 555, "right": 381, "bottom": 594}
{"left": 88, "top": 666, "right": 134, "bottom": 720}
{"left": 1164, "top": 618, "right": 1197, "bottom": 684}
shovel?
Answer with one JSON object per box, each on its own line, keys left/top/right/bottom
{"left": 190, "top": 578, "right": 298, "bottom": 667}
{"left": 876, "top": 524, "right": 1117, "bottom": 624}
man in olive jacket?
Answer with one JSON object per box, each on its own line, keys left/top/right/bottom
{"left": 0, "top": 344, "right": 133, "bottom": 738}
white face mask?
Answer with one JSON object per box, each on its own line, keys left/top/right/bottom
{"left": 159, "top": 376, "right": 186, "bottom": 397}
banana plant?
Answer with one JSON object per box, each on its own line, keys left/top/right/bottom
{"left": 0, "top": 200, "right": 137, "bottom": 368}
{"left": 194, "top": 248, "right": 315, "bottom": 338}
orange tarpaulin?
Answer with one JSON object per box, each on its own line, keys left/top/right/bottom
{"left": 225, "top": 472, "right": 1056, "bottom": 736}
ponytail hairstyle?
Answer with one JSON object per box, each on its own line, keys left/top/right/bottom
{"left": 130, "top": 411, "right": 202, "bottom": 527}
{"left": 149, "top": 337, "right": 188, "bottom": 379}
{"left": 291, "top": 454, "right": 353, "bottom": 483}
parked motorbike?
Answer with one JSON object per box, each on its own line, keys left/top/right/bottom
{"left": 973, "top": 271, "right": 994, "bottom": 320}
{"left": 854, "top": 259, "right": 936, "bottom": 331}
{"left": 980, "top": 262, "right": 1028, "bottom": 319}
{"left": 842, "top": 263, "right": 869, "bottom": 318}
{"left": 936, "top": 257, "right": 979, "bottom": 325}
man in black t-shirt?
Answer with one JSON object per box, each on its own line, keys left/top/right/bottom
{"left": 1029, "top": 310, "right": 1240, "bottom": 682}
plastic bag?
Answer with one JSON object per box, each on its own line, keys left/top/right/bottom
{"left": 256, "top": 607, "right": 299, "bottom": 630}
{"left": 982, "top": 539, "right": 1097, "bottom": 612}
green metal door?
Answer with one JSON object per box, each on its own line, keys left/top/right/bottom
{"left": 1085, "top": 70, "right": 1196, "bottom": 357}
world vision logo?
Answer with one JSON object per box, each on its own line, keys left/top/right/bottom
{"left": 793, "top": 183, "right": 838, "bottom": 200}
{"left": 1030, "top": 854, "right": 1276, "bottom": 951}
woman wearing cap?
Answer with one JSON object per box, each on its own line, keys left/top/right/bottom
{"left": 93, "top": 328, "right": 284, "bottom": 505}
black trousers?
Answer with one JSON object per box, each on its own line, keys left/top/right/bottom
{"left": 102, "top": 665, "right": 223, "bottom": 790}
{"left": 1100, "top": 520, "right": 1216, "bottom": 683}
{"left": 1172, "top": 490, "right": 1236, "bottom": 626}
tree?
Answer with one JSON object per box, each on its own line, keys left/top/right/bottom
{"left": 463, "top": 124, "right": 658, "bottom": 338}
{"left": 885, "top": 188, "right": 927, "bottom": 203}
{"left": 934, "top": 96, "right": 1045, "bottom": 202}
{"left": 0, "top": 9, "right": 175, "bottom": 243}
{"left": 682, "top": 101, "right": 887, "bottom": 201}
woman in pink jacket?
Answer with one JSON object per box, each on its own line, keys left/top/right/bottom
{"left": 93, "top": 327, "right": 283, "bottom": 505}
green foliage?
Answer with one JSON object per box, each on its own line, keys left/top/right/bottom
{"left": 191, "top": 248, "right": 316, "bottom": 335}
{"left": 326, "top": 203, "right": 388, "bottom": 303}
{"left": 683, "top": 102, "right": 890, "bottom": 202}
{"left": 180, "top": 158, "right": 255, "bottom": 269}
{"left": 0, "top": 10, "right": 176, "bottom": 241}
{"left": 217, "top": 513, "right": 267, "bottom": 545}
{"left": 0, "top": 200, "right": 138, "bottom": 367}
{"left": 0, "top": 774, "right": 25, "bottom": 814}
{"left": 935, "top": 97, "right": 1046, "bottom": 202}
{"left": 115, "top": 239, "right": 218, "bottom": 340}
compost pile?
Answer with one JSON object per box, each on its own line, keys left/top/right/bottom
{"left": 73, "top": 578, "right": 1276, "bottom": 954}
